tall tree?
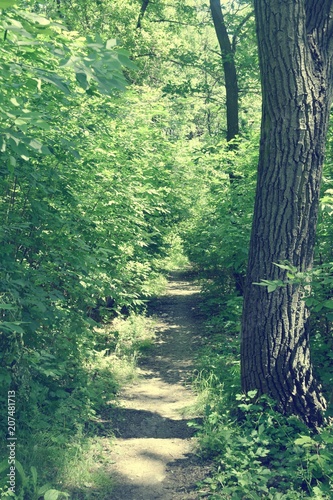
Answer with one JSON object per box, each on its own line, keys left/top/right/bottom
{"left": 241, "top": 0, "right": 333, "bottom": 428}
{"left": 210, "top": 0, "right": 239, "bottom": 141}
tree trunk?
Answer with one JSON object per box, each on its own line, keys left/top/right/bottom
{"left": 241, "top": 0, "right": 333, "bottom": 428}
{"left": 136, "top": 0, "right": 150, "bottom": 29}
{"left": 210, "top": 0, "right": 239, "bottom": 142}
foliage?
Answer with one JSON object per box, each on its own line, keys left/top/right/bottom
{"left": 181, "top": 134, "right": 258, "bottom": 338}
{"left": 193, "top": 310, "right": 333, "bottom": 499}
{"left": 0, "top": 0, "right": 190, "bottom": 428}
{"left": 0, "top": 0, "right": 193, "bottom": 495}
{"left": 4, "top": 0, "right": 333, "bottom": 496}
{"left": 0, "top": 312, "right": 158, "bottom": 498}
{"left": 0, "top": 460, "right": 69, "bottom": 499}
{"left": 199, "top": 395, "right": 333, "bottom": 499}
{"left": 97, "top": 313, "right": 157, "bottom": 359}
{"left": 154, "top": 233, "right": 190, "bottom": 272}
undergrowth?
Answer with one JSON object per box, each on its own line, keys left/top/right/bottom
{"left": 0, "top": 312, "right": 158, "bottom": 499}
{"left": 193, "top": 285, "right": 333, "bottom": 500}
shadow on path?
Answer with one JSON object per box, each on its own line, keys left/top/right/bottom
{"left": 98, "top": 407, "right": 202, "bottom": 439}
{"left": 99, "top": 271, "right": 210, "bottom": 499}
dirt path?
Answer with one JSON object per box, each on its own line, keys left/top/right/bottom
{"left": 108, "top": 271, "right": 210, "bottom": 499}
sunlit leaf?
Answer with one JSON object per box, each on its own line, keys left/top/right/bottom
{"left": 0, "top": 0, "right": 17, "bottom": 8}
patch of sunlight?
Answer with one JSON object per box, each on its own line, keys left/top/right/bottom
{"left": 111, "top": 438, "right": 193, "bottom": 485}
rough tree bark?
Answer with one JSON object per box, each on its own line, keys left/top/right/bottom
{"left": 241, "top": 0, "right": 333, "bottom": 428}
{"left": 210, "top": 0, "right": 239, "bottom": 142}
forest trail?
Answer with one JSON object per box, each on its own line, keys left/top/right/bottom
{"left": 107, "top": 271, "right": 210, "bottom": 499}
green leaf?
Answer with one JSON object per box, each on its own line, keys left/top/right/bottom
{"left": 273, "top": 262, "right": 298, "bottom": 273}
{"left": 117, "top": 50, "right": 138, "bottom": 70}
{"left": 44, "top": 489, "right": 69, "bottom": 499}
{"left": 0, "top": 459, "right": 9, "bottom": 474}
{"left": 10, "top": 97, "right": 21, "bottom": 106}
{"left": 1, "top": 322, "right": 25, "bottom": 334}
{"left": 105, "top": 39, "right": 118, "bottom": 49}
{"left": 36, "top": 71, "right": 70, "bottom": 94}
{"left": 8, "top": 156, "right": 16, "bottom": 172}
{"left": 0, "top": 303, "right": 15, "bottom": 309}
{"left": 8, "top": 138, "right": 30, "bottom": 159}
{"left": 253, "top": 279, "right": 285, "bottom": 292}
{"left": 76, "top": 72, "right": 88, "bottom": 89}
{"left": 294, "top": 435, "right": 315, "bottom": 446}
{"left": 29, "top": 138, "right": 43, "bottom": 151}
{"left": 18, "top": 11, "right": 51, "bottom": 27}
{"left": 37, "top": 484, "right": 54, "bottom": 495}
{"left": 31, "top": 466, "right": 37, "bottom": 487}
{"left": 0, "top": 0, "right": 17, "bottom": 8}
{"left": 253, "top": 281, "right": 268, "bottom": 287}
{"left": 15, "top": 461, "right": 28, "bottom": 487}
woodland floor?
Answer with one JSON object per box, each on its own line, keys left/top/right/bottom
{"left": 105, "top": 270, "right": 212, "bottom": 499}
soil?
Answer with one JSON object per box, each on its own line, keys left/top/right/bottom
{"left": 107, "top": 270, "right": 212, "bottom": 499}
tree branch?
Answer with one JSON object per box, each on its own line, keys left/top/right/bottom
{"left": 150, "top": 19, "right": 198, "bottom": 27}
{"left": 136, "top": 0, "right": 150, "bottom": 29}
{"left": 232, "top": 10, "right": 254, "bottom": 53}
